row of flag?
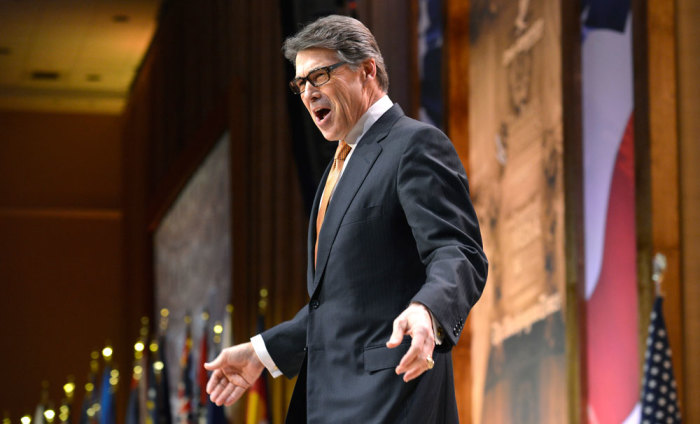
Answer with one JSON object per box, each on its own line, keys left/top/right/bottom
{"left": 9, "top": 287, "right": 680, "bottom": 423}
{"left": 12, "top": 302, "right": 270, "bottom": 424}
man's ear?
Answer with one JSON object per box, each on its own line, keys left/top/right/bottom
{"left": 362, "top": 58, "right": 377, "bottom": 81}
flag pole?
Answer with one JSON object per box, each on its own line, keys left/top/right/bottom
{"left": 58, "top": 376, "right": 75, "bottom": 423}
{"left": 258, "top": 288, "right": 268, "bottom": 316}
{"left": 652, "top": 252, "right": 667, "bottom": 297}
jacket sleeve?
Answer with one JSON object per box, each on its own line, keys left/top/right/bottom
{"left": 396, "top": 125, "right": 488, "bottom": 348}
{"left": 260, "top": 305, "right": 308, "bottom": 377}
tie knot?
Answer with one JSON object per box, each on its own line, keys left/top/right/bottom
{"left": 335, "top": 141, "right": 351, "bottom": 161}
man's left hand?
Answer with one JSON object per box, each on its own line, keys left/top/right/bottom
{"left": 386, "top": 302, "right": 436, "bottom": 382}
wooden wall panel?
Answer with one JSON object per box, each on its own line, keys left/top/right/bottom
{"left": 0, "top": 111, "right": 126, "bottom": 420}
{"left": 445, "top": 0, "right": 472, "bottom": 422}
{"left": 0, "top": 111, "right": 122, "bottom": 209}
{"left": 677, "top": 0, "right": 700, "bottom": 421}
{"left": 633, "top": 0, "right": 684, "bottom": 412}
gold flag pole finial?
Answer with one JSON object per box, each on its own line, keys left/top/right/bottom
{"left": 62, "top": 375, "right": 75, "bottom": 402}
{"left": 59, "top": 376, "right": 75, "bottom": 423}
{"left": 258, "top": 288, "right": 269, "bottom": 314}
{"left": 160, "top": 308, "right": 170, "bottom": 333}
{"left": 652, "top": 252, "right": 667, "bottom": 297}
{"left": 134, "top": 339, "right": 146, "bottom": 358}
{"left": 140, "top": 316, "right": 150, "bottom": 339}
{"left": 102, "top": 343, "right": 114, "bottom": 365}
{"left": 43, "top": 406, "right": 55, "bottom": 424}
{"left": 109, "top": 366, "right": 120, "bottom": 389}
{"left": 213, "top": 320, "right": 223, "bottom": 345}
{"left": 89, "top": 350, "right": 100, "bottom": 372}
{"left": 132, "top": 336, "right": 145, "bottom": 385}
{"left": 85, "top": 351, "right": 98, "bottom": 398}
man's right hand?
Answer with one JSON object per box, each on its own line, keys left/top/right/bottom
{"left": 204, "top": 341, "right": 265, "bottom": 406}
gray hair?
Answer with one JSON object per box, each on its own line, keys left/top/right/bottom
{"left": 283, "top": 15, "right": 389, "bottom": 92}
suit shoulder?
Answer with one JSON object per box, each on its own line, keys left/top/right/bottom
{"left": 387, "top": 116, "right": 466, "bottom": 176}
{"left": 394, "top": 115, "right": 445, "bottom": 136}
{"left": 387, "top": 116, "right": 455, "bottom": 154}
{"left": 385, "top": 116, "right": 450, "bottom": 150}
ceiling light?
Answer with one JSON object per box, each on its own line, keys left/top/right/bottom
{"left": 112, "top": 14, "right": 130, "bottom": 23}
{"left": 31, "top": 71, "right": 60, "bottom": 81}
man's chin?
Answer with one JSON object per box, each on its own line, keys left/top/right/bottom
{"left": 318, "top": 129, "right": 339, "bottom": 141}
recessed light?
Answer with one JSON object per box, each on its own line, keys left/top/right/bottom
{"left": 112, "top": 14, "right": 130, "bottom": 23}
{"left": 31, "top": 71, "right": 60, "bottom": 81}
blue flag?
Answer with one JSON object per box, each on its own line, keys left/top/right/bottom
{"left": 207, "top": 400, "right": 228, "bottom": 424}
{"left": 99, "top": 366, "right": 116, "bottom": 424}
{"left": 640, "top": 297, "right": 682, "bottom": 423}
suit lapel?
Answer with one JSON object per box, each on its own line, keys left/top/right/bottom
{"left": 311, "top": 104, "right": 404, "bottom": 293}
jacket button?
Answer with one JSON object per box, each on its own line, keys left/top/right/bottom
{"left": 310, "top": 299, "right": 320, "bottom": 309}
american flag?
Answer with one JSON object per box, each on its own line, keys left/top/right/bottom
{"left": 640, "top": 297, "right": 682, "bottom": 423}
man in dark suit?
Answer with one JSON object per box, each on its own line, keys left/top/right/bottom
{"left": 205, "top": 15, "right": 487, "bottom": 423}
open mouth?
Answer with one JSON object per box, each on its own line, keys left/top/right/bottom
{"left": 314, "top": 108, "right": 331, "bottom": 124}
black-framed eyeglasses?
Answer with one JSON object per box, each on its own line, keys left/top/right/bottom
{"left": 289, "top": 61, "right": 346, "bottom": 95}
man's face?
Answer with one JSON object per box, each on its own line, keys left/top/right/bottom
{"left": 295, "top": 48, "right": 367, "bottom": 141}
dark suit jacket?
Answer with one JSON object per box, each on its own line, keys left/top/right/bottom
{"left": 261, "top": 104, "right": 488, "bottom": 423}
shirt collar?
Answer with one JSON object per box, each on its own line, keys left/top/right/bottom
{"left": 343, "top": 95, "right": 393, "bottom": 147}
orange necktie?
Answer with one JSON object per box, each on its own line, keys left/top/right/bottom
{"left": 315, "top": 141, "right": 352, "bottom": 265}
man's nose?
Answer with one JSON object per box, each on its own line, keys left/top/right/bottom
{"left": 302, "top": 82, "right": 321, "bottom": 101}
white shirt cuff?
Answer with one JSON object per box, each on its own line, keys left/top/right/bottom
{"left": 250, "top": 334, "right": 283, "bottom": 378}
{"left": 429, "top": 310, "right": 444, "bottom": 345}
{"left": 410, "top": 301, "right": 443, "bottom": 345}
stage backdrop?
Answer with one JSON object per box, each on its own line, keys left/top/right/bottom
{"left": 154, "top": 134, "right": 232, "bottom": 412}
{"left": 468, "top": 0, "right": 567, "bottom": 422}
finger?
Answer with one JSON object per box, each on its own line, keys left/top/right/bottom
{"left": 403, "top": 361, "right": 428, "bottom": 382}
{"left": 209, "top": 380, "right": 226, "bottom": 403}
{"left": 209, "top": 374, "right": 231, "bottom": 402}
{"left": 204, "top": 351, "right": 224, "bottom": 371}
{"left": 213, "top": 381, "right": 236, "bottom": 406}
{"left": 206, "top": 369, "right": 222, "bottom": 394}
{"left": 395, "top": 327, "right": 427, "bottom": 373}
{"left": 387, "top": 315, "right": 407, "bottom": 348}
{"left": 401, "top": 350, "right": 434, "bottom": 382}
{"left": 403, "top": 338, "right": 436, "bottom": 382}
{"left": 224, "top": 385, "right": 248, "bottom": 406}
